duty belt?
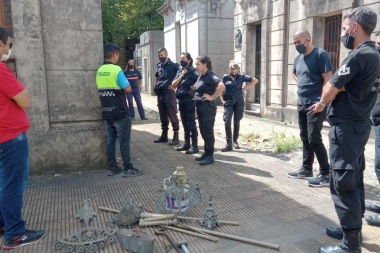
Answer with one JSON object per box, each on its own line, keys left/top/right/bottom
{"left": 223, "top": 94, "right": 242, "bottom": 100}
{"left": 195, "top": 100, "right": 214, "bottom": 107}
{"left": 176, "top": 94, "right": 192, "bottom": 101}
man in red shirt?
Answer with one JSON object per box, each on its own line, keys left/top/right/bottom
{"left": 0, "top": 26, "right": 45, "bottom": 249}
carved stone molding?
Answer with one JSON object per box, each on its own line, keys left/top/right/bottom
{"left": 157, "top": 0, "right": 174, "bottom": 16}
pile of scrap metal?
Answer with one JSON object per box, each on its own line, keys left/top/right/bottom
{"left": 55, "top": 200, "right": 118, "bottom": 253}
{"left": 97, "top": 167, "right": 280, "bottom": 252}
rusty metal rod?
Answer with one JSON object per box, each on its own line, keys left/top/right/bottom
{"left": 178, "top": 225, "right": 280, "bottom": 250}
{"left": 163, "top": 226, "right": 218, "bottom": 242}
{"left": 99, "top": 206, "right": 120, "bottom": 213}
{"left": 139, "top": 212, "right": 239, "bottom": 226}
{"left": 139, "top": 219, "right": 178, "bottom": 227}
{"left": 140, "top": 213, "right": 175, "bottom": 220}
{"left": 176, "top": 216, "right": 239, "bottom": 226}
{"left": 154, "top": 228, "right": 181, "bottom": 253}
{"left": 176, "top": 223, "right": 218, "bottom": 240}
{"left": 141, "top": 215, "right": 176, "bottom": 222}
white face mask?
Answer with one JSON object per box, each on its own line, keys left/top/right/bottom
{"left": 1, "top": 49, "right": 11, "bottom": 62}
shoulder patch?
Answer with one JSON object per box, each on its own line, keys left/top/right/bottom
{"left": 212, "top": 75, "right": 219, "bottom": 81}
{"left": 338, "top": 64, "right": 350, "bottom": 76}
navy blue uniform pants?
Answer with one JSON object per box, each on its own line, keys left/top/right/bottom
{"left": 329, "top": 120, "right": 371, "bottom": 236}
{"left": 157, "top": 91, "right": 179, "bottom": 133}
{"left": 178, "top": 98, "right": 198, "bottom": 143}
{"left": 126, "top": 88, "right": 146, "bottom": 119}
{"left": 374, "top": 125, "right": 380, "bottom": 183}
{"left": 298, "top": 104, "right": 330, "bottom": 174}
{"left": 223, "top": 95, "right": 244, "bottom": 141}
{"left": 196, "top": 101, "right": 216, "bottom": 156}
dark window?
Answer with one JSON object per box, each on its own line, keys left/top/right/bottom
{"left": 254, "top": 24, "right": 261, "bottom": 103}
{"left": 324, "top": 15, "right": 341, "bottom": 72}
{"left": 5, "top": 58, "right": 16, "bottom": 77}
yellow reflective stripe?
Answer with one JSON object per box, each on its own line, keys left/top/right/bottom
{"left": 96, "top": 64, "right": 122, "bottom": 89}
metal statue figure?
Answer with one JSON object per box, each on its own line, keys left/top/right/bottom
{"left": 200, "top": 196, "right": 221, "bottom": 229}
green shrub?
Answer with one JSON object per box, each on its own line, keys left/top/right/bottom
{"left": 271, "top": 130, "right": 302, "bottom": 153}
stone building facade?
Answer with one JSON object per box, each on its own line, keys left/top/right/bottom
{"left": 157, "top": 0, "right": 235, "bottom": 78}
{"left": 138, "top": 31, "right": 164, "bottom": 95}
{"left": 4, "top": 0, "right": 105, "bottom": 173}
{"left": 235, "top": 0, "right": 380, "bottom": 123}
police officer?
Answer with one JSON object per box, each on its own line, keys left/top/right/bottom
{"left": 170, "top": 52, "right": 199, "bottom": 154}
{"left": 193, "top": 55, "right": 225, "bottom": 165}
{"left": 220, "top": 62, "right": 258, "bottom": 152}
{"left": 154, "top": 48, "right": 181, "bottom": 146}
{"left": 364, "top": 31, "right": 380, "bottom": 227}
{"left": 124, "top": 59, "right": 148, "bottom": 120}
{"left": 310, "top": 6, "right": 379, "bottom": 253}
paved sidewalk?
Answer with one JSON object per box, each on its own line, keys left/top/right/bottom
{"left": 1, "top": 93, "right": 380, "bottom": 253}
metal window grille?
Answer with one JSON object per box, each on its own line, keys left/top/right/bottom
{"left": 0, "top": 0, "right": 13, "bottom": 36}
{"left": 254, "top": 24, "right": 261, "bottom": 103}
{"left": 324, "top": 15, "right": 341, "bottom": 72}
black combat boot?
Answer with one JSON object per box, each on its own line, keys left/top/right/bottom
{"left": 233, "top": 125, "right": 240, "bottom": 149}
{"left": 154, "top": 131, "right": 168, "bottom": 143}
{"left": 199, "top": 155, "right": 214, "bottom": 166}
{"left": 221, "top": 139, "right": 233, "bottom": 152}
{"left": 177, "top": 141, "right": 190, "bottom": 151}
{"left": 326, "top": 227, "right": 362, "bottom": 243}
{"left": 365, "top": 214, "right": 380, "bottom": 226}
{"left": 169, "top": 132, "right": 179, "bottom": 146}
{"left": 233, "top": 140, "right": 240, "bottom": 149}
{"left": 186, "top": 141, "right": 199, "bottom": 154}
{"left": 195, "top": 152, "right": 207, "bottom": 161}
{"left": 319, "top": 230, "right": 361, "bottom": 253}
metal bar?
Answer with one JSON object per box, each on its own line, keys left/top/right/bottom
{"left": 139, "top": 219, "right": 178, "bottom": 227}
{"left": 163, "top": 226, "right": 218, "bottom": 242}
{"left": 178, "top": 225, "right": 280, "bottom": 251}
{"left": 176, "top": 223, "right": 218, "bottom": 240}
{"left": 154, "top": 228, "right": 181, "bottom": 253}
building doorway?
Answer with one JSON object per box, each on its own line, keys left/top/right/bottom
{"left": 245, "top": 23, "right": 261, "bottom": 113}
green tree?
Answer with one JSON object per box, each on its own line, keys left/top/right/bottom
{"left": 102, "top": 0, "right": 165, "bottom": 45}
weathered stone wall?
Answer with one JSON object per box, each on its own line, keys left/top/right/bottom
{"left": 159, "top": 0, "right": 234, "bottom": 79}
{"left": 139, "top": 31, "right": 164, "bottom": 95}
{"left": 11, "top": 0, "right": 106, "bottom": 174}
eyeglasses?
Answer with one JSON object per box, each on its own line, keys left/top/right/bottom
{"left": 4, "top": 42, "right": 12, "bottom": 49}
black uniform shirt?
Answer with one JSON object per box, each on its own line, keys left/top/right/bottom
{"left": 194, "top": 71, "right": 220, "bottom": 102}
{"left": 293, "top": 47, "right": 333, "bottom": 105}
{"left": 328, "top": 41, "right": 380, "bottom": 123}
{"left": 175, "top": 66, "right": 199, "bottom": 97}
{"left": 154, "top": 59, "right": 181, "bottom": 94}
{"left": 222, "top": 73, "right": 253, "bottom": 96}
{"left": 370, "top": 47, "right": 380, "bottom": 121}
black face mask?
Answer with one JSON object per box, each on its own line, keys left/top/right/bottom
{"left": 159, "top": 57, "right": 166, "bottom": 63}
{"left": 128, "top": 65, "right": 134, "bottom": 69}
{"left": 341, "top": 28, "right": 355, "bottom": 50}
{"left": 180, "top": 60, "right": 188, "bottom": 68}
